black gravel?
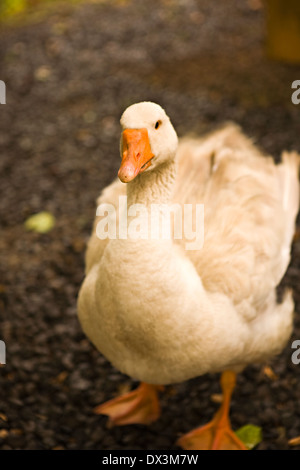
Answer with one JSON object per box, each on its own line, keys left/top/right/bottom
{"left": 0, "top": 0, "right": 300, "bottom": 450}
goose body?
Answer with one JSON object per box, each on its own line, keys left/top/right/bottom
{"left": 78, "top": 102, "right": 299, "bottom": 387}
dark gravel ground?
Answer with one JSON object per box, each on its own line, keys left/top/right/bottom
{"left": 0, "top": 0, "right": 300, "bottom": 450}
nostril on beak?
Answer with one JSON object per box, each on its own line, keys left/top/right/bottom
{"left": 118, "top": 160, "right": 137, "bottom": 183}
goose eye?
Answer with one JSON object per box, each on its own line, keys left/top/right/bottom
{"left": 155, "top": 120, "right": 161, "bottom": 130}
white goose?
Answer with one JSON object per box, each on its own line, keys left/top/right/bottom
{"left": 78, "top": 102, "right": 300, "bottom": 450}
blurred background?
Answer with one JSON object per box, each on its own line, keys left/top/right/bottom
{"left": 0, "top": 0, "right": 300, "bottom": 450}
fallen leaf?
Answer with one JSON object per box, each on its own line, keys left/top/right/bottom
{"left": 263, "top": 365, "right": 278, "bottom": 381}
{"left": 288, "top": 436, "right": 300, "bottom": 446}
{"left": 235, "top": 424, "right": 263, "bottom": 449}
{"left": 0, "top": 429, "right": 8, "bottom": 438}
{"left": 35, "top": 65, "right": 52, "bottom": 81}
{"left": 50, "top": 371, "right": 68, "bottom": 384}
{"left": 25, "top": 211, "right": 55, "bottom": 234}
{"left": 210, "top": 393, "right": 223, "bottom": 404}
{"left": 0, "top": 413, "right": 7, "bottom": 422}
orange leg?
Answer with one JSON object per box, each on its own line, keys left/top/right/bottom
{"left": 177, "top": 371, "right": 247, "bottom": 450}
{"left": 94, "top": 382, "right": 163, "bottom": 426}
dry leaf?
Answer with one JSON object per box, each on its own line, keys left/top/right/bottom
{"left": 288, "top": 436, "right": 300, "bottom": 446}
{"left": 35, "top": 66, "right": 52, "bottom": 81}
{"left": 210, "top": 393, "right": 223, "bottom": 404}
{"left": 0, "top": 413, "right": 7, "bottom": 422}
{"left": 52, "top": 371, "right": 68, "bottom": 384}
{"left": 263, "top": 365, "right": 278, "bottom": 381}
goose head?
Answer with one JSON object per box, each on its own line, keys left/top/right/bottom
{"left": 118, "top": 102, "right": 178, "bottom": 183}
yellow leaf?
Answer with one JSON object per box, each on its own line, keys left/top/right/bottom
{"left": 24, "top": 211, "right": 56, "bottom": 234}
{"left": 236, "top": 424, "right": 263, "bottom": 450}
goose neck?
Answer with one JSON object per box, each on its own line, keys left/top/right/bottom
{"left": 126, "top": 160, "right": 177, "bottom": 207}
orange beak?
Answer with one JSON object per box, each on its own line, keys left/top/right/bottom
{"left": 118, "top": 128, "right": 154, "bottom": 183}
